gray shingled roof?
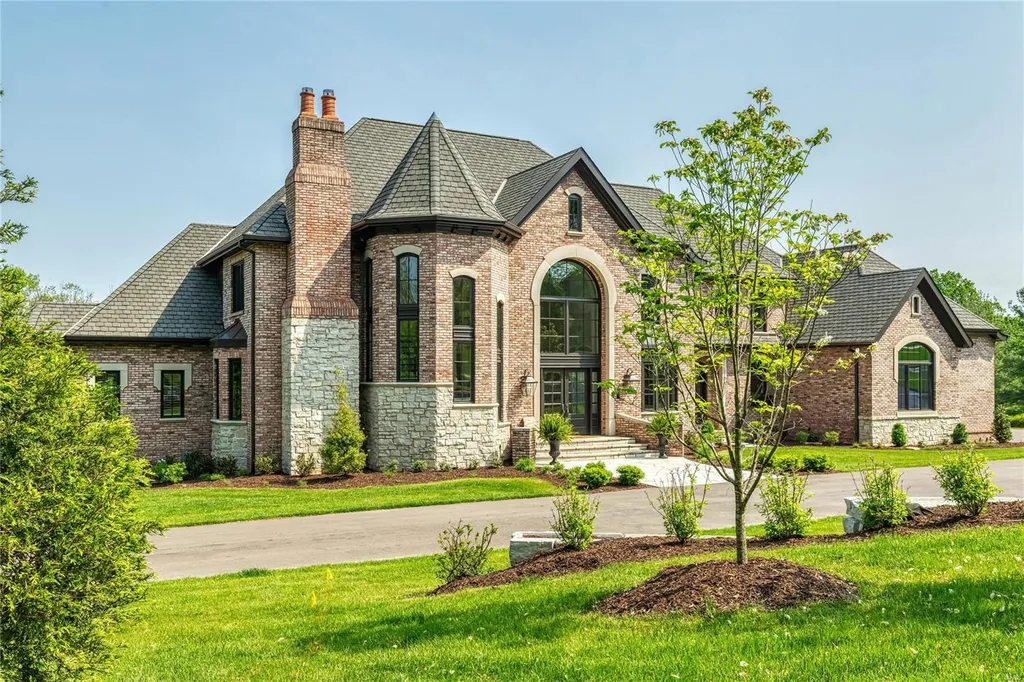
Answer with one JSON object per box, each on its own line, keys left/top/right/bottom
{"left": 346, "top": 117, "right": 551, "bottom": 215}
{"left": 494, "top": 150, "right": 577, "bottom": 220}
{"left": 612, "top": 184, "right": 666, "bottom": 234}
{"left": 65, "top": 224, "right": 231, "bottom": 340}
{"left": 28, "top": 302, "right": 96, "bottom": 332}
{"left": 199, "top": 188, "right": 288, "bottom": 264}
{"left": 803, "top": 267, "right": 925, "bottom": 344}
{"left": 947, "top": 299, "right": 1000, "bottom": 332}
{"left": 362, "top": 114, "right": 506, "bottom": 223}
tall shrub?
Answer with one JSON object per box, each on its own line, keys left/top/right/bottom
{"left": 951, "top": 422, "right": 969, "bottom": 446}
{"left": 993, "top": 406, "right": 1013, "bottom": 444}
{"left": 891, "top": 423, "right": 907, "bottom": 447}
{"left": 0, "top": 266, "right": 155, "bottom": 680}
{"left": 320, "top": 381, "right": 366, "bottom": 475}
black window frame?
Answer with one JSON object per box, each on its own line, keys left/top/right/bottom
{"left": 496, "top": 301, "right": 504, "bottom": 420}
{"left": 365, "top": 258, "right": 374, "bottom": 382}
{"left": 642, "top": 359, "right": 677, "bottom": 412}
{"left": 898, "top": 343, "right": 934, "bottom": 411}
{"left": 214, "top": 359, "right": 220, "bottom": 419}
{"left": 568, "top": 194, "right": 583, "bottom": 232}
{"left": 396, "top": 254, "right": 420, "bottom": 382}
{"left": 231, "top": 261, "right": 245, "bottom": 314}
{"left": 540, "top": 260, "right": 600, "bottom": 366}
{"left": 160, "top": 370, "right": 185, "bottom": 419}
{"left": 911, "top": 295, "right": 921, "bottom": 315}
{"left": 752, "top": 304, "right": 769, "bottom": 332}
{"left": 452, "top": 276, "right": 475, "bottom": 403}
{"left": 228, "top": 357, "right": 243, "bottom": 421}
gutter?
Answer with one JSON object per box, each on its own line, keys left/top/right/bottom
{"left": 239, "top": 243, "right": 258, "bottom": 476}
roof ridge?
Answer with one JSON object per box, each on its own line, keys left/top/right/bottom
{"left": 349, "top": 116, "right": 551, "bottom": 150}
{"left": 501, "top": 148, "right": 578, "bottom": 183}
{"left": 435, "top": 120, "right": 504, "bottom": 220}
{"left": 364, "top": 120, "right": 432, "bottom": 218}
{"left": 611, "top": 181, "right": 661, "bottom": 191}
{"left": 67, "top": 224, "right": 214, "bottom": 336}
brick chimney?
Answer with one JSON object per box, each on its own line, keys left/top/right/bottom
{"left": 282, "top": 86, "right": 360, "bottom": 475}
{"left": 284, "top": 87, "right": 356, "bottom": 319}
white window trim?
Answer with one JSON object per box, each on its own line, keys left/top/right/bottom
{"left": 92, "top": 363, "right": 129, "bottom": 389}
{"left": 153, "top": 363, "right": 193, "bottom": 391}
{"left": 392, "top": 245, "right": 422, "bottom": 257}
{"left": 892, "top": 336, "right": 940, "bottom": 383}
{"left": 564, "top": 186, "right": 586, "bottom": 197}
{"left": 449, "top": 267, "right": 479, "bottom": 280}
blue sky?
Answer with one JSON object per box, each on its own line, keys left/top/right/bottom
{"left": 3, "top": 2, "right": 1022, "bottom": 303}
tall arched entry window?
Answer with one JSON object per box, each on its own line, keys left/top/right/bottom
{"left": 540, "top": 260, "right": 600, "bottom": 434}
{"left": 898, "top": 342, "right": 934, "bottom": 410}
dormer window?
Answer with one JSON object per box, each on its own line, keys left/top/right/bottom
{"left": 911, "top": 295, "right": 921, "bottom": 316}
{"left": 568, "top": 194, "right": 582, "bottom": 232}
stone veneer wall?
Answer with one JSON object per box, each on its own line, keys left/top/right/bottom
{"left": 211, "top": 420, "right": 249, "bottom": 469}
{"left": 859, "top": 415, "right": 962, "bottom": 446}
{"left": 362, "top": 383, "right": 502, "bottom": 470}
{"left": 281, "top": 317, "right": 360, "bottom": 475}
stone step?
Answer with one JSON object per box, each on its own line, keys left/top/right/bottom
{"left": 555, "top": 448, "right": 657, "bottom": 461}
{"left": 537, "top": 437, "right": 644, "bottom": 453}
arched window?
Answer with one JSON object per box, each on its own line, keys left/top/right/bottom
{"left": 568, "top": 194, "right": 582, "bottom": 232}
{"left": 396, "top": 254, "right": 419, "bottom": 381}
{"left": 540, "top": 260, "right": 599, "bottom": 356}
{"left": 452, "top": 276, "right": 474, "bottom": 402}
{"left": 898, "top": 342, "right": 934, "bottom": 410}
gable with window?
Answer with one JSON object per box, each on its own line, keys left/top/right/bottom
{"left": 567, "top": 194, "right": 582, "bottom": 232}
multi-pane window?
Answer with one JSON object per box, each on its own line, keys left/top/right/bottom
{"left": 397, "top": 254, "right": 419, "bottom": 381}
{"left": 898, "top": 343, "right": 934, "bottom": 411}
{"left": 642, "top": 360, "right": 677, "bottom": 412}
{"left": 228, "top": 358, "right": 242, "bottom": 421}
{"left": 97, "top": 370, "right": 122, "bottom": 403}
{"left": 231, "top": 261, "right": 245, "bottom": 313}
{"left": 214, "top": 359, "right": 220, "bottom": 419}
{"left": 160, "top": 370, "right": 185, "bottom": 418}
{"left": 568, "top": 194, "right": 582, "bottom": 232}
{"left": 496, "top": 301, "right": 504, "bottom": 420}
{"left": 752, "top": 305, "right": 768, "bottom": 332}
{"left": 540, "top": 260, "right": 599, "bottom": 356}
{"left": 365, "top": 259, "right": 373, "bottom": 381}
{"left": 452, "top": 276, "right": 474, "bottom": 402}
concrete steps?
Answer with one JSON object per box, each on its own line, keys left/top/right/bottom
{"left": 536, "top": 436, "right": 656, "bottom": 461}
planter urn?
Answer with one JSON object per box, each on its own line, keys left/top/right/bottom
{"left": 549, "top": 438, "right": 561, "bottom": 464}
{"left": 657, "top": 434, "right": 669, "bottom": 459}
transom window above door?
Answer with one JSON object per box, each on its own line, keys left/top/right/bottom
{"left": 540, "top": 260, "right": 600, "bottom": 361}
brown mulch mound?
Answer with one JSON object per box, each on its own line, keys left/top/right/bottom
{"left": 164, "top": 467, "right": 566, "bottom": 490}
{"left": 594, "top": 557, "right": 858, "bottom": 615}
{"left": 434, "top": 502, "right": 1024, "bottom": 595}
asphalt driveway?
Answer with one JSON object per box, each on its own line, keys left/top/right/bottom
{"left": 148, "top": 458, "right": 1024, "bottom": 580}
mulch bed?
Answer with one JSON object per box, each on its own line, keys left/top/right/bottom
{"left": 157, "top": 467, "right": 646, "bottom": 492}
{"left": 434, "top": 501, "right": 1024, "bottom": 595}
{"left": 593, "top": 557, "right": 858, "bottom": 615}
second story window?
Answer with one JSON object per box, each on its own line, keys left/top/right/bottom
{"left": 397, "top": 254, "right": 419, "bottom": 381}
{"left": 568, "top": 194, "right": 583, "bottom": 232}
{"left": 452, "top": 276, "right": 475, "bottom": 402}
{"left": 231, "top": 261, "right": 245, "bottom": 313}
{"left": 753, "top": 305, "right": 768, "bottom": 332}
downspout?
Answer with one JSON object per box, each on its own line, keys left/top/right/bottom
{"left": 239, "top": 243, "right": 258, "bottom": 475}
{"left": 853, "top": 355, "right": 861, "bottom": 443}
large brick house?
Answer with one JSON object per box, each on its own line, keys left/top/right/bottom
{"left": 33, "top": 88, "right": 1004, "bottom": 473}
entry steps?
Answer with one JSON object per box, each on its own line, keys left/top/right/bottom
{"left": 535, "top": 435, "right": 655, "bottom": 462}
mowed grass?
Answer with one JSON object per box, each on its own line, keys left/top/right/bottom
{"left": 701, "top": 515, "right": 845, "bottom": 537}
{"left": 108, "top": 525, "right": 1024, "bottom": 681}
{"left": 776, "top": 445, "right": 1024, "bottom": 473}
{"left": 141, "top": 478, "right": 562, "bottom": 528}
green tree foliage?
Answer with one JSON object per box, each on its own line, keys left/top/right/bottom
{"left": 23, "top": 273, "right": 94, "bottom": 305}
{"left": 320, "top": 382, "right": 366, "bottom": 475}
{"left": 992, "top": 405, "right": 1012, "bottom": 443}
{"left": 616, "top": 89, "right": 887, "bottom": 563}
{"left": 931, "top": 269, "right": 1024, "bottom": 414}
{"left": 0, "top": 98, "right": 155, "bottom": 679}
{"left": 0, "top": 91, "right": 38, "bottom": 251}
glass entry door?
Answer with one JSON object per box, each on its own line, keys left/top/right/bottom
{"left": 542, "top": 368, "right": 599, "bottom": 435}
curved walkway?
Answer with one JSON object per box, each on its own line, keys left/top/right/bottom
{"left": 148, "top": 459, "right": 1024, "bottom": 580}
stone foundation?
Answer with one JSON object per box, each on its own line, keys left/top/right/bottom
{"left": 282, "top": 317, "right": 359, "bottom": 475}
{"left": 860, "top": 415, "right": 960, "bottom": 446}
{"left": 361, "top": 382, "right": 503, "bottom": 470}
{"left": 211, "top": 420, "right": 248, "bottom": 469}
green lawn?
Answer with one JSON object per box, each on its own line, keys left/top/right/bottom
{"left": 141, "top": 478, "right": 562, "bottom": 528}
{"left": 701, "top": 515, "right": 845, "bottom": 537}
{"left": 776, "top": 445, "right": 1024, "bottom": 473}
{"left": 108, "top": 524, "right": 1023, "bottom": 681}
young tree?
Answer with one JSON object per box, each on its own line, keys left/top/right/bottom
{"left": 24, "top": 274, "right": 94, "bottom": 305}
{"left": 617, "top": 89, "right": 887, "bottom": 564}
{"left": 0, "top": 89, "right": 155, "bottom": 680}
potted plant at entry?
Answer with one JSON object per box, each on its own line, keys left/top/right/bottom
{"left": 538, "top": 413, "right": 575, "bottom": 464}
{"left": 646, "top": 412, "right": 678, "bottom": 459}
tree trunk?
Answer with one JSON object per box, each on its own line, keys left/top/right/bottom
{"left": 735, "top": 486, "right": 747, "bottom": 565}
{"left": 549, "top": 439, "right": 560, "bottom": 464}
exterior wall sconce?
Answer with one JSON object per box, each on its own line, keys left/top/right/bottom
{"left": 521, "top": 373, "right": 538, "bottom": 397}
{"left": 623, "top": 368, "right": 641, "bottom": 391}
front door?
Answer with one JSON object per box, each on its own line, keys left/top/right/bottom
{"left": 542, "top": 369, "right": 599, "bottom": 435}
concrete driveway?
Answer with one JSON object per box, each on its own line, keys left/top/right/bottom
{"left": 148, "top": 458, "right": 1024, "bottom": 580}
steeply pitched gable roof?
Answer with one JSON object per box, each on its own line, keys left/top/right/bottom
{"left": 494, "top": 150, "right": 577, "bottom": 220}
{"left": 28, "top": 302, "right": 96, "bottom": 332}
{"left": 198, "top": 188, "right": 289, "bottom": 266}
{"left": 66, "top": 224, "right": 231, "bottom": 340}
{"left": 361, "top": 114, "right": 506, "bottom": 223}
